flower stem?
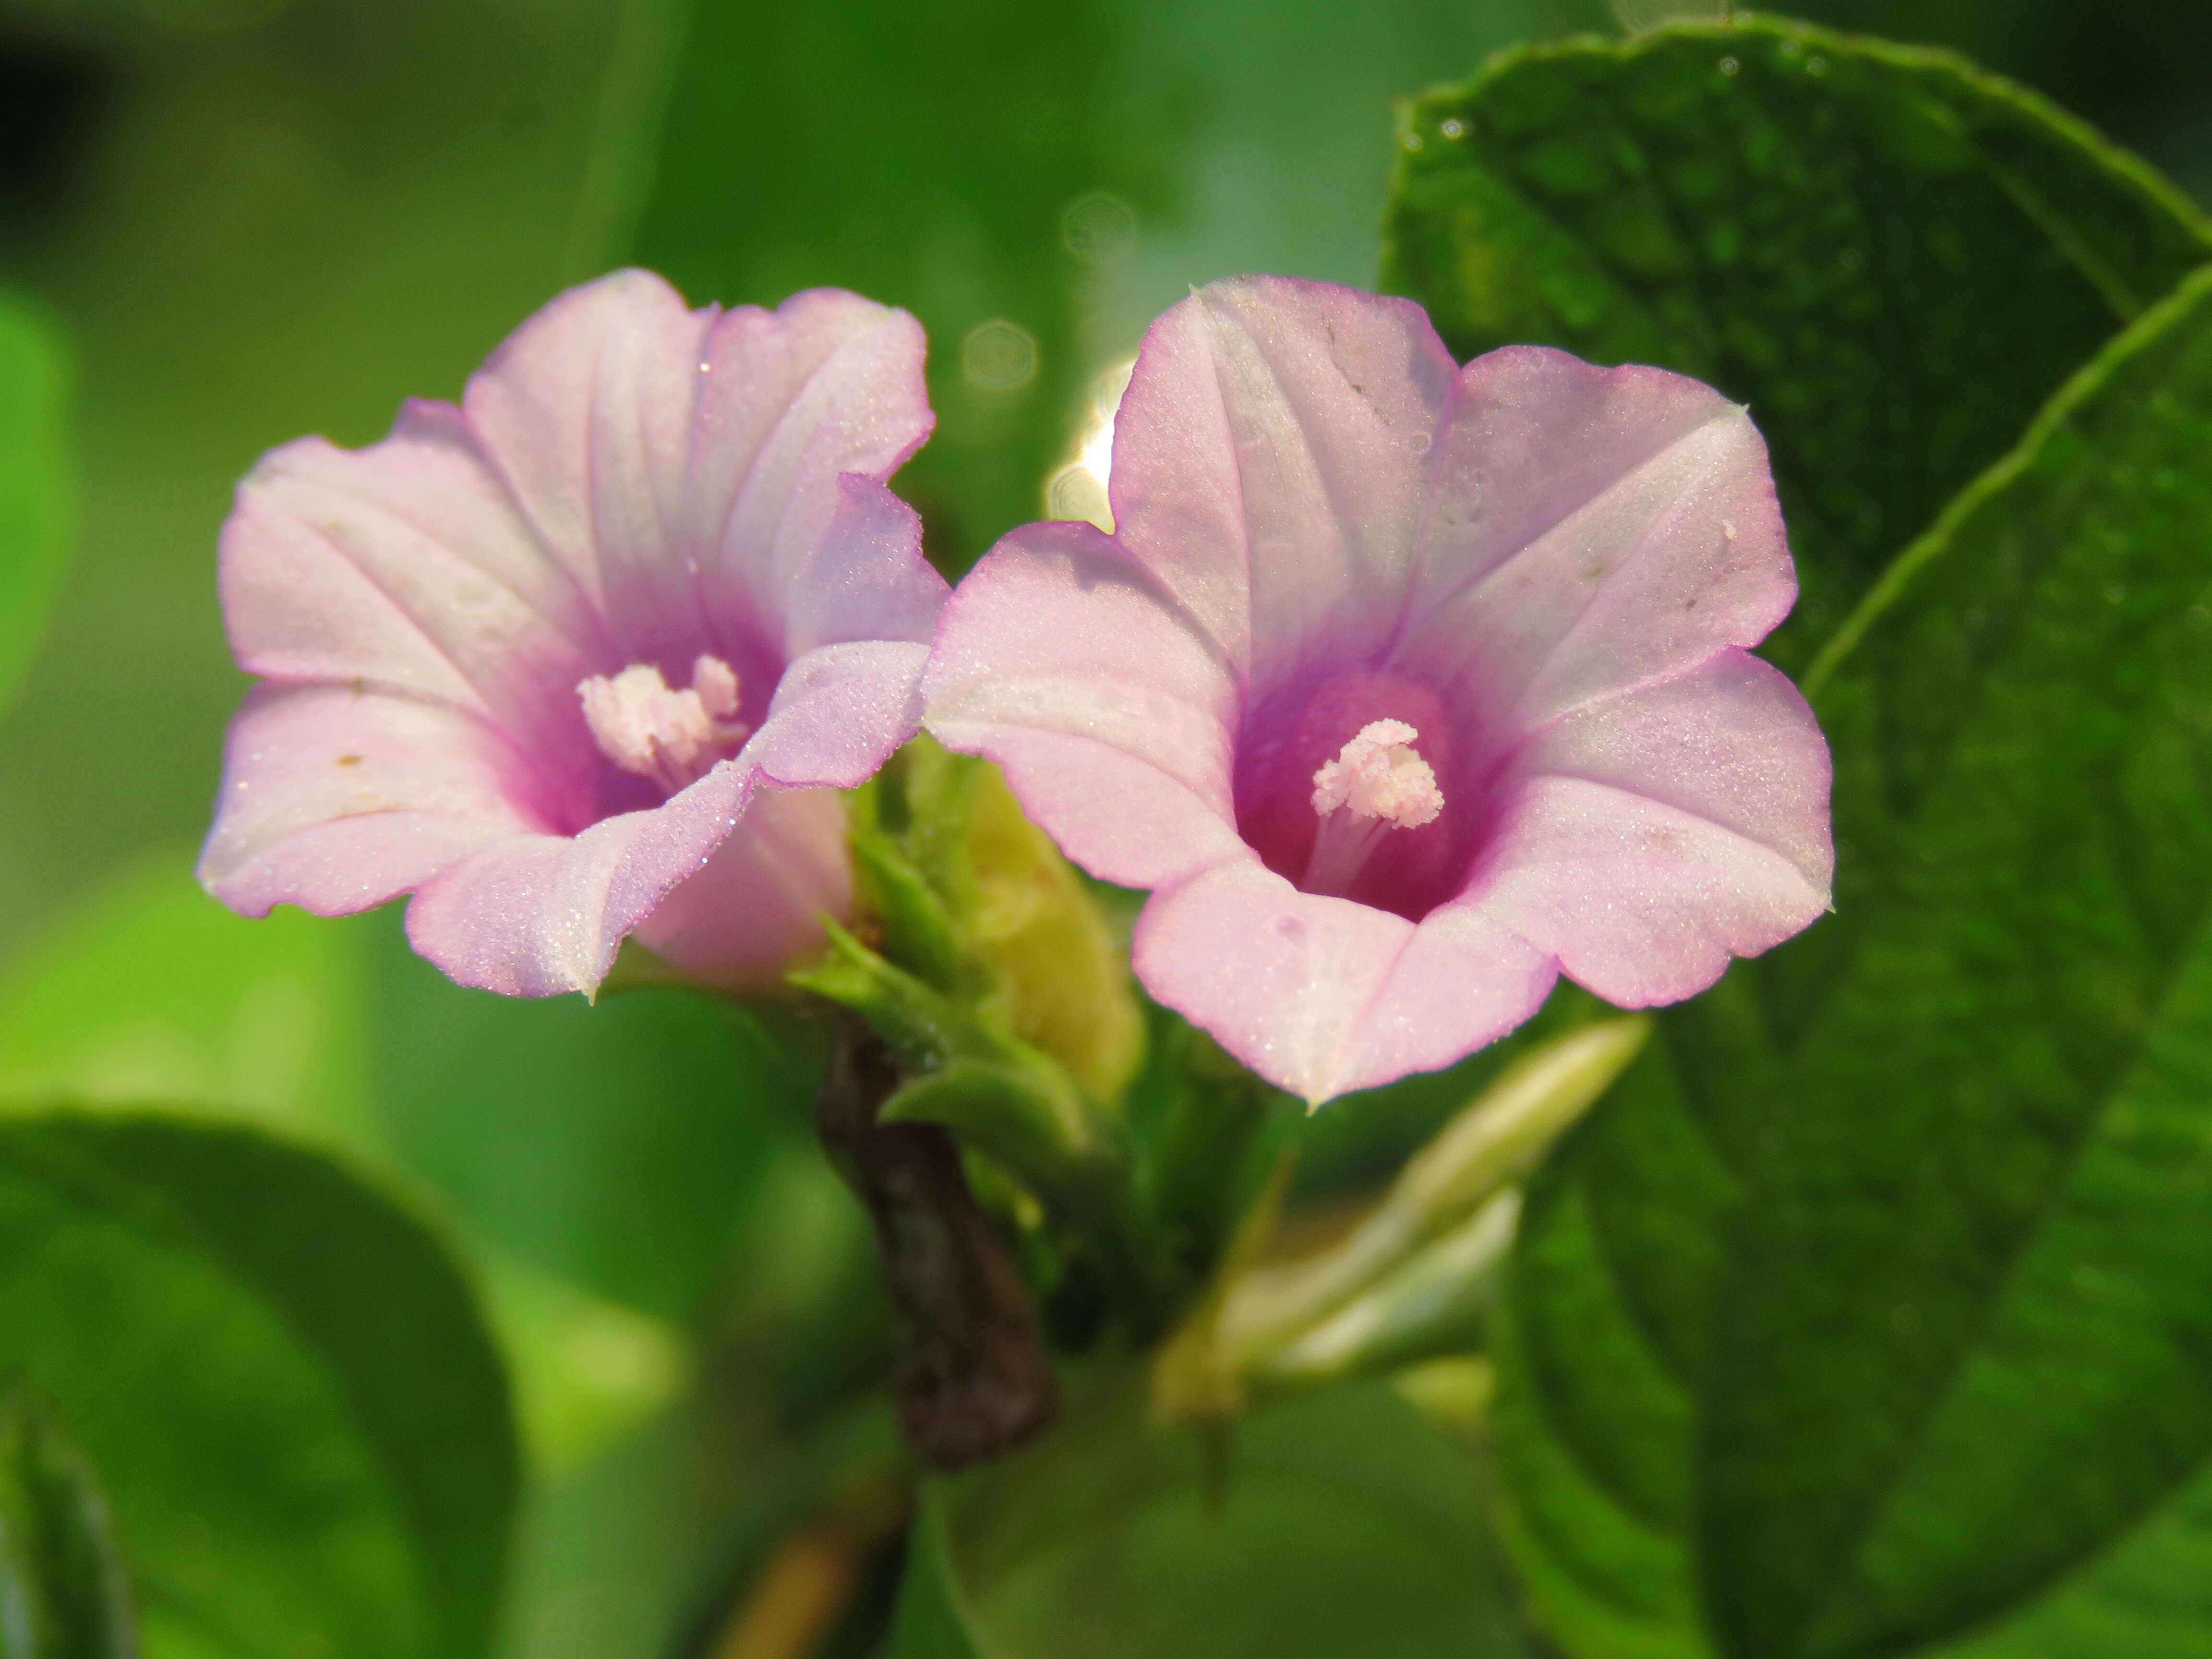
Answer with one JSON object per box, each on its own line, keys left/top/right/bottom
{"left": 813, "top": 1020, "right": 1058, "bottom": 1470}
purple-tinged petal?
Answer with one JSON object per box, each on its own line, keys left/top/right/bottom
{"left": 744, "top": 639, "right": 933, "bottom": 789}
{"left": 205, "top": 271, "right": 946, "bottom": 1001}
{"left": 701, "top": 295, "right": 933, "bottom": 642}
{"left": 1106, "top": 275, "right": 1456, "bottom": 679}
{"left": 924, "top": 519, "right": 1243, "bottom": 889}
{"left": 1334, "top": 904, "right": 1558, "bottom": 1099}
{"left": 404, "top": 760, "right": 755, "bottom": 996}
{"left": 197, "top": 683, "right": 553, "bottom": 919}
{"left": 632, "top": 787, "right": 852, "bottom": 990}
{"left": 1466, "top": 653, "right": 1831, "bottom": 1009}
{"left": 221, "top": 404, "right": 605, "bottom": 782}
{"left": 1509, "top": 649, "right": 1833, "bottom": 895}
{"left": 782, "top": 475, "right": 948, "bottom": 655}
{"left": 460, "top": 269, "right": 718, "bottom": 658}
{"left": 1130, "top": 859, "right": 1555, "bottom": 1104}
{"left": 1395, "top": 351, "right": 1793, "bottom": 725}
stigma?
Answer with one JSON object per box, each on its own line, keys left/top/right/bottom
{"left": 1303, "top": 720, "right": 1443, "bottom": 897}
{"left": 578, "top": 654, "right": 749, "bottom": 795}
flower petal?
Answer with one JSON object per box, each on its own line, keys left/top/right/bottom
{"left": 1395, "top": 349, "right": 1794, "bottom": 724}
{"left": 460, "top": 269, "right": 719, "bottom": 660}
{"left": 744, "top": 638, "right": 933, "bottom": 789}
{"left": 221, "top": 402, "right": 604, "bottom": 776}
{"left": 403, "top": 760, "right": 756, "bottom": 996}
{"left": 1512, "top": 647, "right": 1834, "bottom": 893}
{"left": 924, "top": 519, "right": 1243, "bottom": 889}
{"left": 781, "top": 474, "right": 947, "bottom": 655}
{"left": 197, "top": 683, "right": 552, "bottom": 919}
{"left": 1131, "top": 858, "right": 1555, "bottom": 1103}
{"left": 1467, "top": 652, "right": 1832, "bottom": 1008}
{"left": 1107, "top": 275, "right": 1456, "bottom": 681}
{"left": 631, "top": 786, "right": 851, "bottom": 990}
{"left": 700, "top": 293, "right": 935, "bottom": 645}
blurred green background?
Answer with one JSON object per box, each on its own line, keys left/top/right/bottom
{"left": 0, "top": 0, "right": 2206, "bottom": 1654}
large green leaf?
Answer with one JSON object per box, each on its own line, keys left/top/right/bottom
{"left": 0, "top": 1113, "right": 517, "bottom": 1659}
{"left": 923, "top": 1377, "right": 1530, "bottom": 1659}
{"left": 0, "top": 299, "right": 72, "bottom": 715}
{"left": 1494, "top": 261, "right": 2212, "bottom": 1658}
{"left": 1380, "top": 15, "right": 2212, "bottom": 664}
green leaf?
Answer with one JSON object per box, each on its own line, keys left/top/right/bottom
{"left": 0, "top": 1405, "right": 137, "bottom": 1659}
{"left": 1494, "top": 261, "right": 2212, "bottom": 1658}
{"left": 1381, "top": 15, "right": 2212, "bottom": 665}
{"left": 0, "top": 1112, "right": 517, "bottom": 1659}
{"left": 0, "top": 298, "right": 72, "bottom": 716}
{"left": 929, "top": 1377, "right": 1531, "bottom": 1659}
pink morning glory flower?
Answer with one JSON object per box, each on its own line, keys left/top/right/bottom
{"left": 199, "top": 269, "right": 946, "bottom": 996}
{"left": 924, "top": 276, "right": 1831, "bottom": 1103}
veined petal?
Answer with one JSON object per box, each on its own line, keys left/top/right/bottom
{"left": 461, "top": 268, "right": 719, "bottom": 658}
{"left": 222, "top": 404, "right": 605, "bottom": 774}
{"left": 701, "top": 295, "right": 934, "bottom": 646}
{"left": 632, "top": 786, "right": 851, "bottom": 990}
{"left": 781, "top": 475, "right": 947, "bottom": 655}
{"left": 1131, "top": 859, "right": 1555, "bottom": 1104}
{"left": 197, "top": 683, "right": 554, "bottom": 919}
{"left": 405, "top": 759, "right": 756, "bottom": 997}
{"left": 924, "top": 519, "right": 1243, "bottom": 889}
{"left": 743, "top": 638, "right": 932, "bottom": 789}
{"left": 1396, "top": 350, "right": 1793, "bottom": 724}
{"left": 1512, "top": 649, "right": 1833, "bottom": 894}
{"left": 1107, "top": 275, "right": 1455, "bottom": 680}
{"left": 1466, "top": 782, "right": 1829, "bottom": 1013}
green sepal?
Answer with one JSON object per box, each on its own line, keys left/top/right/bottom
{"left": 849, "top": 829, "right": 967, "bottom": 997}
{"left": 880, "top": 1060, "right": 1096, "bottom": 1182}
{"left": 789, "top": 919, "right": 986, "bottom": 1075}
{"left": 0, "top": 1405, "right": 137, "bottom": 1659}
{"left": 848, "top": 737, "right": 1144, "bottom": 1106}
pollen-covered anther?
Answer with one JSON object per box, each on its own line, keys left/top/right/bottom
{"left": 579, "top": 654, "right": 751, "bottom": 796}
{"left": 1302, "top": 720, "right": 1444, "bottom": 897}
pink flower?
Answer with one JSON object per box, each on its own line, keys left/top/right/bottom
{"left": 925, "top": 276, "right": 1831, "bottom": 1103}
{"left": 199, "top": 269, "right": 946, "bottom": 996}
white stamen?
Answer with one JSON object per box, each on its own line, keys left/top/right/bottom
{"left": 1304, "top": 720, "right": 1444, "bottom": 896}
{"left": 578, "top": 655, "right": 750, "bottom": 795}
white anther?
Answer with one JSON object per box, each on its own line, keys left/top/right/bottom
{"left": 1303, "top": 720, "right": 1445, "bottom": 897}
{"left": 578, "top": 655, "right": 749, "bottom": 795}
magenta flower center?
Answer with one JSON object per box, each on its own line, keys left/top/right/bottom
{"left": 1302, "top": 720, "right": 1444, "bottom": 898}
{"left": 1233, "top": 668, "right": 1491, "bottom": 923}
{"left": 577, "top": 654, "right": 752, "bottom": 797}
